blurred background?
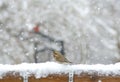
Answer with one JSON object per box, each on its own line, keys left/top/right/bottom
{"left": 0, "top": 0, "right": 120, "bottom": 64}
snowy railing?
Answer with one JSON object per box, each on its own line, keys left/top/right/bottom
{"left": 0, "top": 62, "right": 120, "bottom": 82}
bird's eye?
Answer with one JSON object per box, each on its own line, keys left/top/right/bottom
{"left": 54, "top": 52, "right": 57, "bottom": 54}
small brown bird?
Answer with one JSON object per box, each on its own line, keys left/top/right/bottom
{"left": 52, "top": 50, "right": 72, "bottom": 63}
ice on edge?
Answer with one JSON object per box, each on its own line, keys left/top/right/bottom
{"left": 0, "top": 62, "right": 120, "bottom": 78}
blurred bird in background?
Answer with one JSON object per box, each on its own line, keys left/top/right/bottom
{"left": 52, "top": 50, "right": 72, "bottom": 64}
{"left": 33, "top": 23, "right": 40, "bottom": 33}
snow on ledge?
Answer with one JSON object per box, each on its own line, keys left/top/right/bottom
{"left": 0, "top": 62, "right": 120, "bottom": 78}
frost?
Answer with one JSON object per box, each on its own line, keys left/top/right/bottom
{"left": 98, "top": 80, "right": 102, "bottom": 82}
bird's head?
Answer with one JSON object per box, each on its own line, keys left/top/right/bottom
{"left": 52, "top": 50, "right": 60, "bottom": 58}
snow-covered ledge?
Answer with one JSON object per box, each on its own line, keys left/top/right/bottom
{"left": 0, "top": 62, "right": 120, "bottom": 78}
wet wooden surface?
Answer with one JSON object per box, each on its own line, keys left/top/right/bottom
{"left": 0, "top": 72, "right": 22, "bottom": 82}
{"left": 28, "top": 74, "right": 120, "bottom": 82}
{"left": 0, "top": 73, "right": 120, "bottom": 82}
